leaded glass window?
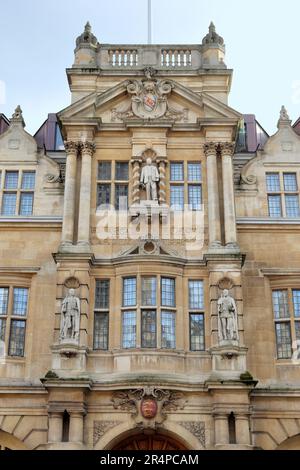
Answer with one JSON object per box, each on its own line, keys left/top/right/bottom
{"left": 141, "top": 277, "right": 156, "bottom": 306}
{"left": 93, "top": 313, "right": 109, "bottom": 350}
{"left": 189, "top": 281, "right": 204, "bottom": 310}
{"left": 170, "top": 163, "right": 184, "bottom": 182}
{"left": 123, "top": 278, "right": 137, "bottom": 307}
{"left": 161, "top": 311, "right": 175, "bottom": 349}
{"left": 141, "top": 310, "right": 156, "bottom": 348}
{"left": 190, "top": 314, "right": 205, "bottom": 351}
{"left": 122, "top": 311, "right": 136, "bottom": 348}
{"left": 161, "top": 278, "right": 175, "bottom": 307}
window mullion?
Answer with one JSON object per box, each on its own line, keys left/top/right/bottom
{"left": 5, "top": 287, "right": 14, "bottom": 355}
{"left": 289, "top": 289, "right": 297, "bottom": 348}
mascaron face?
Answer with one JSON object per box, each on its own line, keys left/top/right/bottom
{"left": 141, "top": 398, "right": 158, "bottom": 419}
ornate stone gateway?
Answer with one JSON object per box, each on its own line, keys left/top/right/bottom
{"left": 112, "top": 432, "right": 187, "bottom": 451}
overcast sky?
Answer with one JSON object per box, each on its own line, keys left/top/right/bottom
{"left": 0, "top": 0, "right": 299, "bottom": 135}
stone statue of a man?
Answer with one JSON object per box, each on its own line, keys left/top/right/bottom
{"left": 60, "top": 289, "right": 80, "bottom": 343}
{"left": 217, "top": 289, "right": 239, "bottom": 343}
{"left": 140, "top": 157, "right": 160, "bottom": 201}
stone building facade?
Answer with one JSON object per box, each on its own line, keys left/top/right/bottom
{"left": 0, "top": 22, "right": 300, "bottom": 451}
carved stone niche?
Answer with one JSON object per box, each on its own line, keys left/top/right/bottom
{"left": 112, "top": 387, "right": 187, "bottom": 430}
{"left": 64, "top": 277, "right": 80, "bottom": 289}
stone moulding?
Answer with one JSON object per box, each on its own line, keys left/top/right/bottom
{"left": 178, "top": 421, "right": 206, "bottom": 449}
{"left": 93, "top": 421, "right": 122, "bottom": 447}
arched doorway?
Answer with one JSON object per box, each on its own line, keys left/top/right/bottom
{"left": 112, "top": 432, "right": 187, "bottom": 451}
{"left": 277, "top": 434, "right": 300, "bottom": 450}
{"left": 0, "top": 431, "right": 28, "bottom": 450}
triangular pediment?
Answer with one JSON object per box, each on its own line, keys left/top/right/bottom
{"left": 117, "top": 240, "right": 180, "bottom": 259}
{"left": 58, "top": 79, "right": 242, "bottom": 126}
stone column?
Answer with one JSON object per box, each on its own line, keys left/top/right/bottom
{"left": 220, "top": 142, "right": 238, "bottom": 249}
{"left": 131, "top": 158, "right": 142, "bottom": 205}
{"left": 77, "top": 141, "right": 96, "bottom": 247}
{"left": 61, "top": 141, "right": 79, "bottom": 246}
{"left": 214, "top": 414, "right": 229, "bottom": 446}
{"left": 204, "top": 143, "right": 222, "bottom": 248}
{"left": 158, "top": 158, "right": 167, "bottom": 205}
{"left": 235, "top": 414, "right": 251, "bottom": 446}
{"left": 48, "top": 413, "right": 63, "bottom": 443}
{"left": 69, "top": 412, "right": 84, "bottom": 443}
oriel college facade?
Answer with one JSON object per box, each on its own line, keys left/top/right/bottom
{"left": 1, "top": 22, "right": 300, "bottom": 452}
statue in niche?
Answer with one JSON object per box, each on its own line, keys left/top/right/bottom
{"left": 140, "top": 157, "right": 160, "bottom": 201}
{"left": 60, "top": 289, "right": 80, "bottom": 343}
{"left": 217, "top": 289, "right": 239, "bottom": 343}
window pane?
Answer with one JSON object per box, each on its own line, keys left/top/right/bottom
{"left": 161, "top": 311, "right": 176, "bottom": 349}
{"left": 8, "top": 320, "right": 26, "bottom": 357}
{"left": 170, "top": 163, "right": 183, "bottom": 182}
{"left": 122, "top": 311, "right": 136, "bottom": 348}
{"left": 97, "top": 184, "right": 111, "bottom": 207}
{"left": 268, "top": 195, "right": 282, "bottom": 217}
{"left": 21, "top": 172, "right": 35, "bottom": 190}
{"left": 161, "top": 278, "right": 175, "bottom": 307}
{"left": 266, "top": 173, "right": 280, "bottom": 192}
{"left": 2, "top": 193, "right": 17, "bottom": 215}
{"left": 293, "top": 290, "right": 300, "bottom": 318}
{"left": 272, "top": 290, "right": 289, "bottom": 319}
{"left": 13, "top": 288, "right": 28, "bottom": 316}
{"left": 116, "top": 162, "right": 129, "bottom": 181}
{"left": 95, "top": 280, "right": 110, "bottom": 309}
{"left": 115, "top": 184, "right": 128, "bottom": 210}
{"left": 0, "top": 288, "right": 9, "bottom": 315}
{"left": 295, "top": 322, "right": 300, "bottom": 341}
{"left": 190, "top": 314, "right": 205, "bottom": 351}
{"left": 0, "top": 318, "right": 6, "bottom": 342}
{"left": 188, "top": 185, "right": 202, "bottom": 210}
{"left": 285, "top": 195, "right": 300, "bottom": 218}
{"left": 5, "top": 171, "right": 18, "bottom": 189}
{"left": 123, "top": 278, "right": 136, "bottom": 307}
{"left": 141, "top": 310, "right": 156, "bottom": 348}
{"left": 98, "top": 162, "right": 111, "bottom": 180}
{"left": 275, "top": 322, "right": 292, "bottom": 359}
{"left": 284, "top": 173, "right": 298, "bottom": 192}
{"left": 189, "top": 281, "right": 204, "bottom": 309}
{"left": 93, "top": 312, "right": 109, "bottom": 350}
{"left": 141, "top": 277, "right": 156, "bottom": 306}
{"left": 19, "top": 193, "right": 34, "bottom": 216}
{"left": 170, "top": 185, "right": 184, "bottom": 209}
{"left": 188, "top": 163, "right": 202, "bottom": 181}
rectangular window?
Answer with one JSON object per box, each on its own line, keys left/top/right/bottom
{"left": 284, "top": 173, "right": 298, "bottom": 192}
{"left": 266, "top": 173, "right": 280, "bottom": 192}
{"left": 170, "top": 163, "right": 184, "bottom": 182}
{"left": 115, "top": 184, "right": 128, "bottom": 210}
{"left": 0, "top": 288, "right": 9, "bottom": 315}
{"left": 97, "top": 184, "right": 111, "bottom": 207}
{"left": 268, "top": 195, "right": 282, "bottom": 217}
{"left": 21, "top": 172, "right": 35, "bottom": 190}
{"left": 123, "top": 277, "right": 137, "bottom": 307}
{"left": 293, "top": 290, "right": 300, "bottom": 318}
{"left": 188, "top": 185, "right": 202, "bottom": 210}
{"left": 98, "top": 162, "right": 111, "bottom": 181}
{"left": 190, "top": 314, "right": 205, "bottom": 351}
{"left": 141, "top": 277, "right": 157, "bottom": 306}
{"left": 141, "top": 310, "right": 156, "bottom": 348}
{"left": 188, "top": 163, "right": 202, "bottom": 182}
{"left": 161, "top": 311, "right": 176, "bottom": 349}
{"left": 122, "top": 311, "right": 136, "bottom": 348}
{"left": 8, "top": 320, "right": 26, "bottom": 357}
{"left": 161, "top": 278, "right": 175, "bottom": 307}
{"left": 170, "top": 185, "right": 184, "bottom": 209}
{"left": 2, "top": 193, "right": 17, "bottom": 215}
{"left": 93, "top": 312, "right": 109, "bottom": 350}
{"left": 5, "top": 171, "right": 19, "bottom": 189}
{"left": 95, "top": 280, "right": 110, "bottom": 309}
{"left": 275, "top": 322, "right": 292, "bottom": 359}
{"left": 285, "top": 195, "right": 300, "bottom": 218}
{"left": 272, "top": 290, "right": 289, "bottom": 319}
{"left": 115, "top": 162, "right": 129, "bottom": 181}
{"left": 13, "top": 288, "right": 28, "bottom": 316}
{"left": 295, "top": 322, "right": 300, "bottom": 341}
{"left": 0, "top": 318, "right": 6, "bottom": 342}
{"left": 19, "top": 193, "right": 34, "bottom": 216}
{"left": 189, "top": 281, "right": 204, "bottom": 310}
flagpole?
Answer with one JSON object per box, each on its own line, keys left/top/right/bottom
{"left": 148, "top": 0, "right": 152, "bottom": 44}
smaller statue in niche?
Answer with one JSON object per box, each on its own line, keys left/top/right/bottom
{"left": 140, "top": 157, "right": 160, "bottom": 201}
{"left": 217, "top": 289, "right": 239, "bottom": 343}
{"left": 60, "top": 289, "right": 80, "bottom": 343}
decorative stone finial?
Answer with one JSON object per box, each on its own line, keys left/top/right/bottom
{"left": 202, "top": 21, "right": 224, "bottom": 46}
{"left": 278, "top": 105, "right": 292, "bottom": 129}
{"left": 11, "top": 105, "right": 25, "bottom": 127}
{"left": 75, "top": 21, "right": 98, "bottom": 49}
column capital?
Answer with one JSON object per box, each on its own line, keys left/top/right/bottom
{"left": 219, "top": 142, "right": 235, "bottom": 157}
{"left": 80, "top": 141, "right": 96, "bottom": 156}
{"left": 204, "top": 142, "right": 218, "bottom": 157}
{"left": 64, "top": 140, "right": 80, "bottom": 155}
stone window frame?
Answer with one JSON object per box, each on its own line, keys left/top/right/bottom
{"left": 96, "top": 160, "right": 129, "bottom": 211}
{"left": 0, "top": 280, "right": 31, "bottom": 359}
{"left": 0, "top": 169, "right": 36, "bottom": 216}
{"left": 169, "top": 161, "right": 202, "bottom": 211}
{"left": 93, "top": 279, "right": 110, "bottom": 351}
{"left": 266, "top": 171, "right": 300, "bottom": 218}
{"left": 188, "top": 280, "right": 205, "bottom": 352}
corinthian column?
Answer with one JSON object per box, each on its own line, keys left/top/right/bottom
{"left": 61, "top": 141, "right": 79, "bottom": 246}
{"left": 77, "top": 141, "right": 96, "bottom": 247}
{"left": 220, "top": 142, "right": 239, "bottom": 249}
{"left": 204, "top": 142, "right": 221, "bottom": 248}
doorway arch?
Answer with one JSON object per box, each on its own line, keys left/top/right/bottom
{"left": 111, "top": 431, "right": 188, "bottom": 451}
{"left": 0, "top": 431, "right": 28, "bottom": 450}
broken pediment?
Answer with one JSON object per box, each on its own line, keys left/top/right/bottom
{"left": 117, "top": 240, "right": 180, "bottom": 258}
